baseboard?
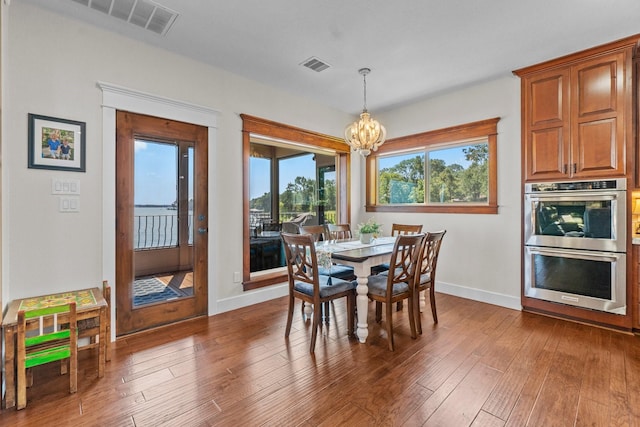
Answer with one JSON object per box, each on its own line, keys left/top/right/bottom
{"left": 212, "top": 282, "right": 288, "bottom": 315}
{"left": 212, "top": 280, "right": 521, "bottom": 316}
{"left": 436, "top": 281, "right": 522, "bottom": 311}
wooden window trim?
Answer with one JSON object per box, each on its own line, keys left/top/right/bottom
{"left": 241, "top": 114, "right": 351, "bottom": 291}
{"left": 366, "top": 118, "right": 499, "bottom": 214}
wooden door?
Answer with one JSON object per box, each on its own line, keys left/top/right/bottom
{"left": 523, "top": 67, "right": 571, "bottom": 181}
{"left": 571, "top": 50, "right": 627, "bottom": 178}
{"left": 115, "top": 111, "right": 208, "bottom": 335}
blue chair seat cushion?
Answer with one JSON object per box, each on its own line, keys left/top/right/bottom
{"left": 318, "top": 264, "right": 355, "bottom": 280}
{"left": 366, "top": 273, "right": 410, "bottom": 297}
{"left": 416, "top": 272, "right": 432, "bottom": 287}
{"left": 294, "top": 275, "right": 356, "bottom": 298}
{"left": 370, "top": 262, "right": 390, "bottom": 275}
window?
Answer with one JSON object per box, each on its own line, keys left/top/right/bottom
{"left": 248, "top": 142, "right": 339, "bottom": 274}
{"left": 367, "top": 118, "right": 499, "bottom": 214}
{"left": 378, "top": 151, "right": 425, "bottom": 204}
{"left": 241, "top": 115, "right": 351, "bottom": 290}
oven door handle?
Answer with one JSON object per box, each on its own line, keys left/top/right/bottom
{"left": 527, "top": 246, "right": 622, "bottom": 262}
{"left": 526, "top": 192, "right": 619, "bottom": 202}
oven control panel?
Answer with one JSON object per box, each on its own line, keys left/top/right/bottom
{"left": 526, "top": 178, "right": 626, "bottom": 193}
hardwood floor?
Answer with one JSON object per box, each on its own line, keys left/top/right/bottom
{"left": 2, "top": 293, "right": 640, "bottom": 426}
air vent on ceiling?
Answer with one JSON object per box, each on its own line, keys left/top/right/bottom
{"left": 71, "top": 0, "right": 178, "bottom": 36}
{"left": 301, "top": 57, "right": 331, "bottom": 72}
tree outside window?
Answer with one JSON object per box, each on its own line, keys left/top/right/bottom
{"left": 367, "top": 118, "right": 498, "bottom": 214}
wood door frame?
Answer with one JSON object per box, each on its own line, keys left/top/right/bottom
{"left": 116, "top": 111, "right": 208, "bottom": 335}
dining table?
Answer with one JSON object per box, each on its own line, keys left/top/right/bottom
{"left": 318, "top": 236, "right": 396, "bottom": 343}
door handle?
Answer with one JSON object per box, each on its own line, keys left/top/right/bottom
{"left": 198, "top": 228, "right": 208, "bottom": 234}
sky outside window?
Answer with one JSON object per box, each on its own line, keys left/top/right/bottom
{"left": 135, "top": 139, "right": 178, "bottom": 205}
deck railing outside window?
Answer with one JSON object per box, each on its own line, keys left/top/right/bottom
{"left": 249, "top": 211, "right": 338, "bottom": 228}
{"left": 134, "top": 214, "right": 193, "bottom": 249}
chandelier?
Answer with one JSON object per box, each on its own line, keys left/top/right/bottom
{"left": 344, "top": 68, "right": 387, "bottom": 157}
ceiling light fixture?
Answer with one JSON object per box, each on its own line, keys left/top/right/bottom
{"left": 344, "top": 68, "right": 387, "bottom": 157}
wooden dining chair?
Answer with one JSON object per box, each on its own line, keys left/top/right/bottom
{"left": 300, "top": 224, "right": 355, "bottom": 280}
{"left": 371, "top": 223, "right": 425, "bottom": 315}
{"left": 299, "top": 224, "right": 329, "bottom": 241}
{"left": 282, "top": 232, "right": 356, "bottom": 353}
{"left": 414, "top": 230, "right": 446, "bottom": 333}
{"left": 367, "top": 233, "right": 424, "bottom": 351}
{"left": 391, "top": 223, "right": 424, "bottom": 236}
{"left": 299, "top": 224, "right": 355, "bottom": 322}
{"left": 327, "top": 223, "right": 352, "bottom": 240}
{"left": 17, "top": 302, "right": 78, "bottom": 410}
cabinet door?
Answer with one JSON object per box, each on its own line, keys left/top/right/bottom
{"left": 571, "top": 51, "right": 627, "bottom": 178}
{"left": 524, "top": 68, "right": 571, "bottom": 180}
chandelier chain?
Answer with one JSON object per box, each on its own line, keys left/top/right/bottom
{"left": 362, "top": 73, "right": 367, "bottom": 112}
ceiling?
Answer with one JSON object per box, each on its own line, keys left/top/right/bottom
{"left": 21, "top": 0, "right": 640, "bottom": 115}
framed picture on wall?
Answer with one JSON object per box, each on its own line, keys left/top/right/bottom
{"left": 28, "top": 113, "right": 86, "bottom": 172}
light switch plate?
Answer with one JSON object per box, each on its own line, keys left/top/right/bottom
{"left": 59, "top": 196, "right": 80, "bottom": 213}
{"left": 52, "top": 178, "right": 81, "bottom": 195}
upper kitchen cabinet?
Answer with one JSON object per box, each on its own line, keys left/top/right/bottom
{"left": 515, "top": 36, "right": 637, "bottom": 182}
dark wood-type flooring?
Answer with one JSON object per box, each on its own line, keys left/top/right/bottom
{"left": 2, "top": 293, "right": 640, "bottom": 426}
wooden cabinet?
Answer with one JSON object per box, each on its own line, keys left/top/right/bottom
{"left": 515, "top": 36, "right": 639, "bottom": 331}
{"left": 517, "top": 45, "right": 633, "bottom": 182}
{"left": 523, "top": 67, "right": 570, "bottom": 180}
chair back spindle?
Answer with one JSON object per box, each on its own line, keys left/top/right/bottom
{"left": 327, "top": 223, "right": 352, "bottom": 240}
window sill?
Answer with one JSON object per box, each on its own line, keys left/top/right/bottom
{"left": 243, "top": 271, "right": 288, "bottom": 291}
{"left": 366, "top": 204, "right": 498, "bottom": 214}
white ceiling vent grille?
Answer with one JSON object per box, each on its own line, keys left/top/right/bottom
{"left": 71, "top": 0, "right": 179, "bottom": 36}
{"left": 300, "top": 57, "right": 331, "bottom": 72}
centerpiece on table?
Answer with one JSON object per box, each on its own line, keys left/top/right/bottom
{"left": 357, "top": 218, "right": 382, "bottom": 244}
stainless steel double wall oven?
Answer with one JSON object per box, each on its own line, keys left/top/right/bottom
{"left": 523, "top": 179, "right": 627, "bottom": 315}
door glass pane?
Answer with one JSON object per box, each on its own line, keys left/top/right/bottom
{"left": 134, "top": 140, "right": 178, "bottom": 249}
{"left": 534, "top": 254, "right": 611, "bottom": 299}
{"left": 188, "top": 146, "right": 194, "bottom": 245}
{"left": 532, "top": 200, "right": 611, "bottom": 238}
{"left": 133, "top": 139, "right": 192, "bottom": 307}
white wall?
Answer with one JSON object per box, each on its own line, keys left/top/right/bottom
{"left": 2, "top": 2, "right": 522, "bottom": 332}
{"left": 367, "top": 76, "right": 523, "bottom": 309}
{"left": 1, "top": 3, "right": 351, "bottom": 311}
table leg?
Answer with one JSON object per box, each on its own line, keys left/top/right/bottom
{"left": 355, "top": 276, "right": 369, "bottom": 343}
{"left": 4, "top": 325, "right": 16, "bottom": 408}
